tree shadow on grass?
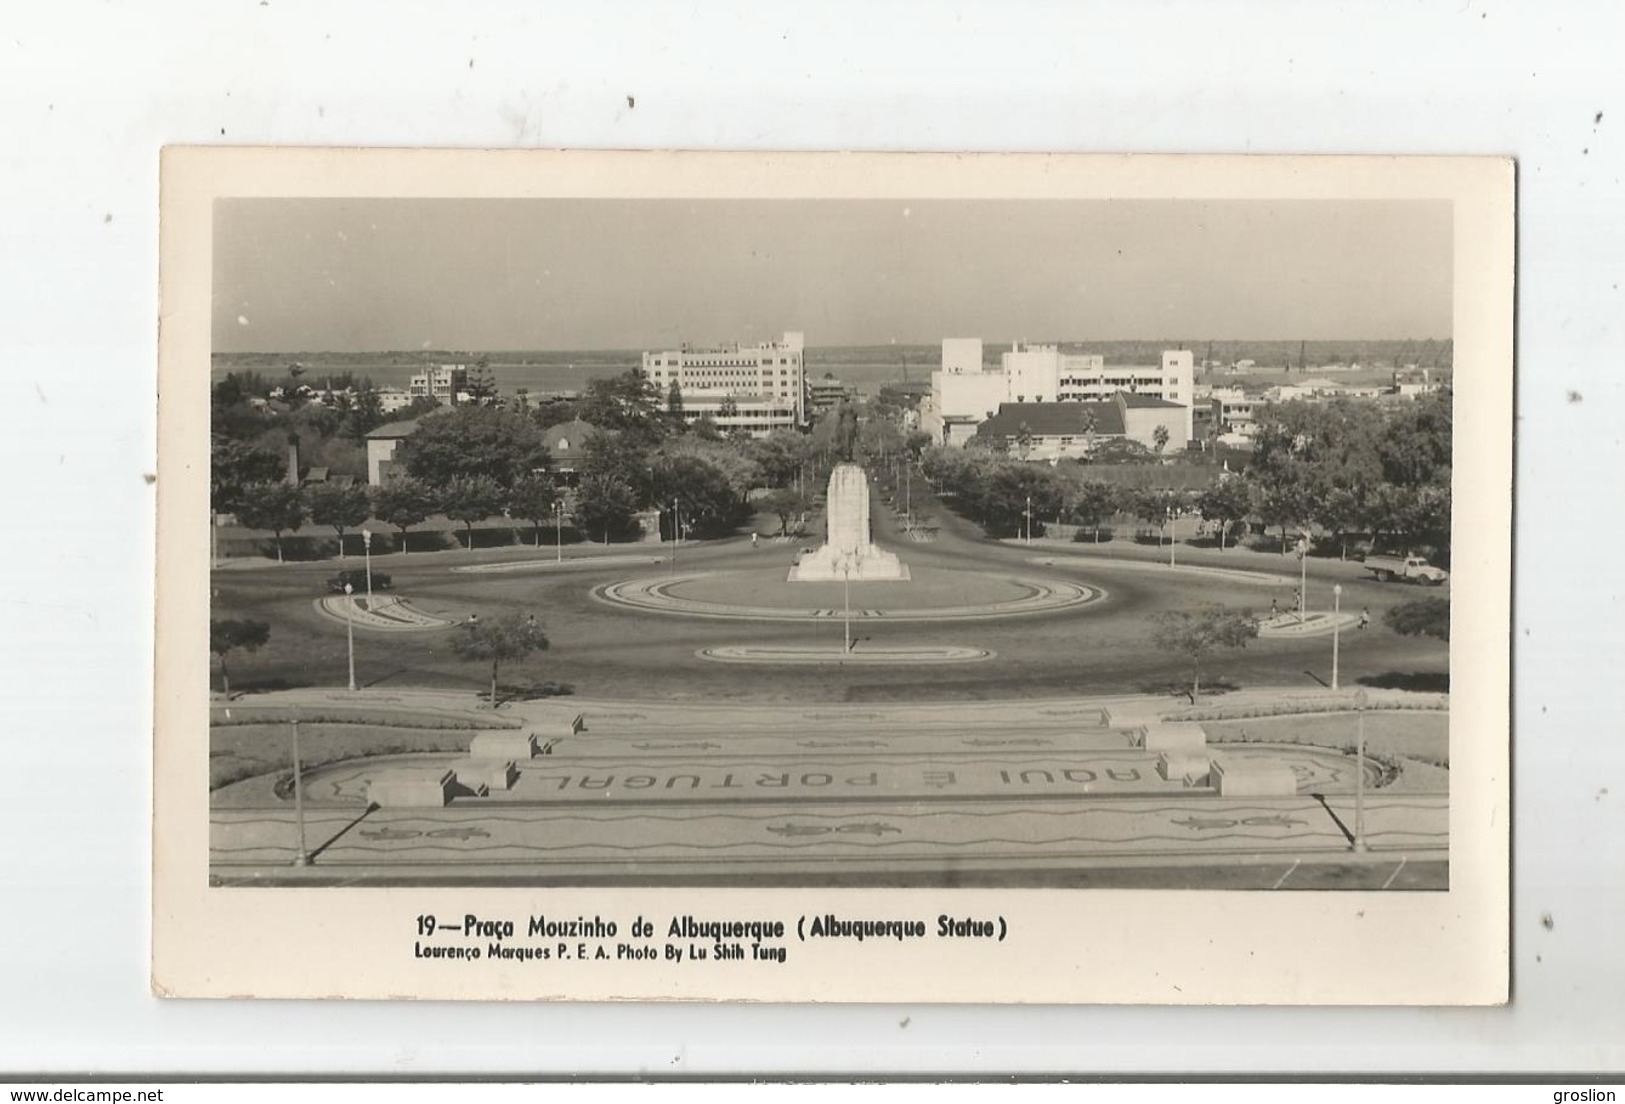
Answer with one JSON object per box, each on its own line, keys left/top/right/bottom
{"left": 236, "top": 676, "right": 315, "bottom": 694}
{"left": 479, "top": 680, "right": 576, "bottom": 708}
{"left": 1357, "top": 671, "right": 1450, "bottom": 693}
{"left": 1135, "top": 677, "right": 1241, "bottom": 702}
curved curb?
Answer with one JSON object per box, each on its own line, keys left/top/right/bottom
{"left": 1028, "top": 554, "right": 1293, "bottom": 588}
{"left": 451, "top": 555, "right": 663, "bottom": 574}
{"left": 698, "top": 645, "right": 996, "bottom": 666}
{"left": 312, "top": 595, "right": 455, "bottom": 633}
{"left": 593, "top": 572, "right": 1104, "bottom": 622}
{"left": 1256, "top": 611, "right": 1362, "bottom": 639}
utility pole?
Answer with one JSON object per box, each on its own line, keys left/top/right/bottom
{"left": 290, "top": 719, "right": 310, "bottom": 867}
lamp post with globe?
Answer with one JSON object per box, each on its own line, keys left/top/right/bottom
{"left": 1332, "top": 583, "right": 1343, "bottom": 689}
{"left": 289, "top": 718, "right": 311, "bottom": 867}
{"left": 344, "top": 582, "right": 357, "bottom": 692}
{"left": 1353, "top": 686, "right": 1369, "bottom": 852}
{"left": 361, "top": 528, "right": 374, "bottom": 610}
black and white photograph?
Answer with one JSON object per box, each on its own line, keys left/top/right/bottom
{"left": 155, "top": 149, "right": 1511, "bottom": 1003}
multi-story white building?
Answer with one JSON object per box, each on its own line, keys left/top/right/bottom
{"left": 641, "top": 331, "right": 806, "bottom": 437}
{"left": 409, "top": 364, "right": 468, "bottom": 405}
{"left": 922, "top": 339, "right": 1194, "bottom": 446}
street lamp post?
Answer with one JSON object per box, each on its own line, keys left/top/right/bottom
{"left": 1025, "top": 496, "right": 1032, "bottom": 545}
{"left": 1332, "top": 583, "right": 1343, "bottom": 690}
{"left": 361, "top": 529, "right": 373, "bottom": 611}
{"left": 1298, "top": 535, "right": 1309, "bottom": 625}
{"left": 289, "top": 718, "right": 310, "bottom": 867}
{"left": 669, "top": 499, "right": 679, "bottom": 577}
{"left": 343, "top": 582, "right": 357, "bottom": 691}
{"left": 841, "top": 559, "right": 854, "bottom": 654}
{"left": 1353, "top": 687, "right": 1369, "bottom": 852}
{"left": 554, "top": 499, "right": 562, "bottom": 564}
{"left": 1169, "top": 508, "right": 1178, "bottom": 568}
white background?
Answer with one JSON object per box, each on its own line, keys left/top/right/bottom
{"left": 1, "top": 0, "right": 1620, "bottom": 1078}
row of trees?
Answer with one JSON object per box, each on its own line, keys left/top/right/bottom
{"left": 922, "top": 393, "right": 1453, "bottom": 557}
{"left": 210, "top": 609, "right": 552, "bottom": 707}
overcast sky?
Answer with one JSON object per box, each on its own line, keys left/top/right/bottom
{"left": 213, "top": 198, "right": 1452, "bottom": 352}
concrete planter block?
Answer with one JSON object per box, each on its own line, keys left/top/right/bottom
{"left": 367, "top": 769, "right": 457, "bottom": 808}
{"left": 469, "top": 731, "right": 539, "bottom": 761}
{"left": 1210, "top": 757, "right": 1298, "bottom": 797}
{"left": 1157, "top": 751, "right": 1211, "bottom": 786}
{"left": 1138, "top": 723, "right": 1207, "bottom": 751}
{"left": 454, "top": 759, "right": 518, "bottom": 792}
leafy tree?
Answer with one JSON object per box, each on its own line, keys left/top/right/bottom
{"left": 1149, "top": 605, "right": 1260, "bottom": 703}
{"left": 397, "top": 406, "right": 551, "bottom": 490}
{"left": 747, "top": 429, "right": 813, "bottom": 489}
{"left": 1377, "top": 391, "right": 1452, "bottom": 487}
{"left": 653, "top": 454, "right": 748, "bottom": 539}
{"left": 210, "top": 618, "right": 269, "bottom": 699}
{"left": 1076, "top": 407, "right": 1099, "bottom": 457}
{"left": 858, "top": 416, "right": 904, "bottom": 464}
{"left": 451, "top": 610, "right": 550, "bottom": 708}
{"left": 531, "top": 395, "right": 583, "bottom": 429}
{"left": 210, "top": 436, "right": 285, "bottom": 514}
{"left": 688, "top": 414, "right": 723, "bottom": 441}
{"left": 1153, "top": 424, "right": 1171, "bottom": 454}
{"left": 665, "top": 379, "right": 685, "bottom": 427}
{"left": 1085, "top": 436, "right": 1151, "bottom": 465}
{"left": 397, "top": 396, "right": 444, "bottom": 421}
{"left": 507, "top": 474, "right": 559, "bottom": 547}
{"left": 464, "top": 361, "right": 500, "bottom": 404}
{"left": 336, "top": 384, "right": 387, "bottom": 440}
{"left": 1384, "top": 596, "right": 1450, "bottom": 641}
{"left": 1313, "top": 484, "right": 1366, "bottom": 560}
{"left": 1015, "top": 421, "right": 1035, "bottom": 461}
{"left": 575, "top": 471, "right": 641, "bottom": 544}
{"left": 578, "top": 371, "right": 667, "bottom": 446}
{"left": 305, "top": 482, "right": 372, "bottom": 558}
{"left": 658, "top": 436, "right": 762, "bottom": 500}
{"left": 1248, "top": 473, "right": 1312, "bottom": 554}
{"left": 235, "top": 482, "right": 306, "bottom": 563}
{"left": 759, "top": 487, "right": 811, "bottom": 536}
{"left": 1196, "top": 477, "right": 1252, "bottom": 551}
{"left": 974, "top": 464, "right": 1065, "bottom": 538}
{"left": 1069, "top": 480, "right": 1122, "bottom": 542}
{"left": 371, "top": 477, "right": 436, "bottom": 553}
{"left": 440, "top": 475, "right": 505, "bottom": 549}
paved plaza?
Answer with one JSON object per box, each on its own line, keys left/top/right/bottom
{"left": 211, "top": 694, "right": 1446, "bottom": 888}
{"left": 209, "top": 470, "right": 1450, "bottom": 888}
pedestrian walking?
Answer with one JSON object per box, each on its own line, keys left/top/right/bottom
{"left": 1359, "top": 606, "right": 1371, "bottom": 631}
{"left": 1270, "top": 598, "right": 1279, "bottom": 620}
{"left": 752, "top": 532, "right": 759, "bottom": 549}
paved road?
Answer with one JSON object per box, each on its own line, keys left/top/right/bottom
{"left": 211, "top": 472, "right": 1448, "bottom": 702}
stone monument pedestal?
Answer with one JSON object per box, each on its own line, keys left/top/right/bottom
{"left": 789, "top": 463, "right": 909, "bottom": 582}
{"left": 1209, "top": 757, "right": 1298, "bottom": 796}
{"left": 367, "top": 768, "right": 458, "bottom": 808}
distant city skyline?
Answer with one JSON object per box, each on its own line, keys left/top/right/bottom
{"left": 214, "top": 198, "right": 1452, "bottom": 354}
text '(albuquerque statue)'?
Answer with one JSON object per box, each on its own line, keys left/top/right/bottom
{"left": 787, "top": 463, "right": 910, "bottom": 582}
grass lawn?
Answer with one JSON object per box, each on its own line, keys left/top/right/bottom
{"left": 211, "top": 722, "right": 482, "bottom": 802}
{"left": 671, "top": 564, "right": 1032, "bottom": 609}
{"left": 1203, "top": 709, "right": 1450, "bottom": 792}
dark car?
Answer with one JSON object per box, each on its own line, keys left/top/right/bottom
{"left": 326, "top": 569, "right": 391, "bottom": 593}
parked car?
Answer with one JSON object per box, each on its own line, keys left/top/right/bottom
{"left": 326, "top": 569, "right": 392, "bottom": 593}
{"left": 1362, "top": 554, "right": 1448, "bottom": 585}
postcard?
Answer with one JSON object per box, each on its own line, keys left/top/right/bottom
{"left": 155, "top": 148, "right": 1511, "bottom": 1002}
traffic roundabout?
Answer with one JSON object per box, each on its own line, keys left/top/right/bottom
{"left": 592, "top": 566, "right": 1104, "bottom": 622}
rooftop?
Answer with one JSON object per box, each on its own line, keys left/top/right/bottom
{"left": 978, "top": 401, "right": 1126, "bottom": 438}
